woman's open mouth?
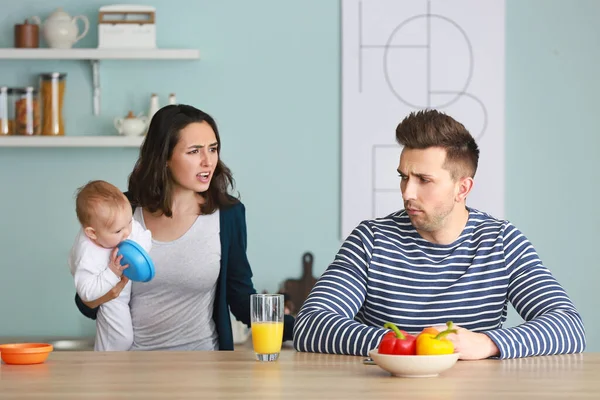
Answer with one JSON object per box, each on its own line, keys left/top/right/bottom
{"left": 197, "top": 172, "right": 211, "bottom": 183}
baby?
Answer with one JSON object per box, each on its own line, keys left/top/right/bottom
{"left": 68, "top": 180, "right": 152, "bottom": 351}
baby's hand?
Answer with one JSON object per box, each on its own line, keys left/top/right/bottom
{"left": 108, "top": 247, "right": 129, "bottom": 278}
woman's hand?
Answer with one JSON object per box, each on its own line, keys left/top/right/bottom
{"left": 82, "top": 276, "right": 130, "bottom": 309}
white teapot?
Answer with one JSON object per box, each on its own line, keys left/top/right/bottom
{"left": 114, "top": 111, "right": 149, "bottom": 137}
{"left": 31, "top": 8, "right": 89, "bottom": 49}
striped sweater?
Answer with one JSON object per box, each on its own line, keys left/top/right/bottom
{"left": 293, "top": 208, "right": 586, "bottom": 359}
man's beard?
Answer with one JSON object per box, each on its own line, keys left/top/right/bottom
{"left": 406, "top": 201, "right": 454, "bottom": 232}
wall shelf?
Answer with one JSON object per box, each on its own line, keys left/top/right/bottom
{"left": 0, "top": 48, "right": 200, "bottom": 115}
{"left": 0, "top": 48, "right": 200, "bottom": 60}
{"left": 0, "top": 136, "right": 144, "bottom": 148}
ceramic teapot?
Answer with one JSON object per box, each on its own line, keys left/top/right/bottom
{"left": 114, "top": 111, "right": 149, "bottom": 137}
{"left": 31, "top": 8, "right": 89, "bottom": 49}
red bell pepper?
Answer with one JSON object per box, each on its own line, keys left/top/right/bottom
{"left": 378, "top": 322, "right": 417, "bottom": 355}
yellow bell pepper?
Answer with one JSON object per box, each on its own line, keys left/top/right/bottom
{"left": 416, "top": 321, "right": 457, "bottom": 355}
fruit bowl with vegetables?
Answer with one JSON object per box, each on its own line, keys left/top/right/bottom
{"left": 368, "top": 321, "right": 460, "bottom": 378}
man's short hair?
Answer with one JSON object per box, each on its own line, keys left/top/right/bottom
{"left": 395, "top": 109, "right": 480, "bottom": 179}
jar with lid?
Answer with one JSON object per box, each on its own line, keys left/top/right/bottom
{"left": 39, "top": 72, "right": 67, "bottom": 135}
{"left": 0, "top": 86, "right": 10, "bottom": 135}
{"left": 13, "top": 87, "right": 41, "bottom": 135}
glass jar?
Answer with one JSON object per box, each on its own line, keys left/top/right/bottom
{"left": 13, "top": 87, "right": 40, "bottom": 135}
{"left": 0, "top": 86, "right": 9, "bottom": 135}
{"left": 39, "top": 72, "right": 66, "bottom": 136}
{"left": 6, "top": 88, "right": 17, "bottom": 135}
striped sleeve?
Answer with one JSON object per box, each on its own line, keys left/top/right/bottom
{"left": 293, "top": 221, "right": 387, "bottom": 356}
{"left": 483, "top": 223, "right": 586, "bottom": 359}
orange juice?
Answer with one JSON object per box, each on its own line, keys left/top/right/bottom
{"left": 251, "top": 322, "right": 284, "bottom": 354}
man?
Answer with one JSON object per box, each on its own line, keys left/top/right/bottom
{"left": 293, "top": 110, "right": 585, "bottom": 359}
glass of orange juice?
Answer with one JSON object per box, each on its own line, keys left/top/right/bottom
{"left": 251, "top": 293, "right": 284, "bottom": 361}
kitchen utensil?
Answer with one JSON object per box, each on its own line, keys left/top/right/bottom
{"left": 31, "top": 8, "right": 89, "bottom": 49}
{"left": 114, "top": 111, "right": 148, "bottom": 136}
{"left": 14, "top": 19, "right": 40, "bottom": 48}
{"left": 0, "top": 343, "right": 53, "bottom": 365}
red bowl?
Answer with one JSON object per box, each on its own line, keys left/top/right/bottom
{"left": 0, "top": 343, "right": 53, "bottom": 365}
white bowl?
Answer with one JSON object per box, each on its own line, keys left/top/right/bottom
{"left": 368, "top": 349, "right": 460, "bottom": 378}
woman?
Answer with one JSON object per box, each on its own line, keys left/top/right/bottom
{"left": 75, "top": 104, "right": 294, "bottom": 350}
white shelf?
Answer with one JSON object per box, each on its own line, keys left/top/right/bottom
{"left": 0, "top": 48, "right": 200, "bottom": 60}
{"left": 0, "top": 48, "right": 200, "bottom": 116}
{"left": 0, "top": 136, "right": 145, "bottom": 148}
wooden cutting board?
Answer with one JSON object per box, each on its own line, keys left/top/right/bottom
{"left": 282, "top": 252, "right": 318, "bottom": 315}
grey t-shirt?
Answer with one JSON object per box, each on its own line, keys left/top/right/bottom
{"left": 130, "top": 207, "right": 221, "bottom": 351}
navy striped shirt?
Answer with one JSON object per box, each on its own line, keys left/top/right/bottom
{"left": 293, "top": 208, "right": 586, "bottom": 359}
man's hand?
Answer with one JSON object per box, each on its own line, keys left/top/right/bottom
{"left": 108, "top": 248, "right": 129, "bottom": 277}
{"left": 434, "top": 324, "right": 500, "bottom": 360}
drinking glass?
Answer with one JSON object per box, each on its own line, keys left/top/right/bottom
{"left": 251, "top": 294, "right": 284, "bottom": 361}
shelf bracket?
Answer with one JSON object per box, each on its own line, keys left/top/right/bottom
{"left": 91, "top": 59, "right": 101, "bottom": 116}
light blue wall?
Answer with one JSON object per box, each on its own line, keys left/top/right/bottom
{"left": 0, "top": 0, "right": 597, "bottom": 351}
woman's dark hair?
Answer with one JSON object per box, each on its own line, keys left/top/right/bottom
{"left": 128, "top": 104, "right": 238, "bottom": 216}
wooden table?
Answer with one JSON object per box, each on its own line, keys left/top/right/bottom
{"left": 1, "top": 349, "right": 598, "bottom": 399}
